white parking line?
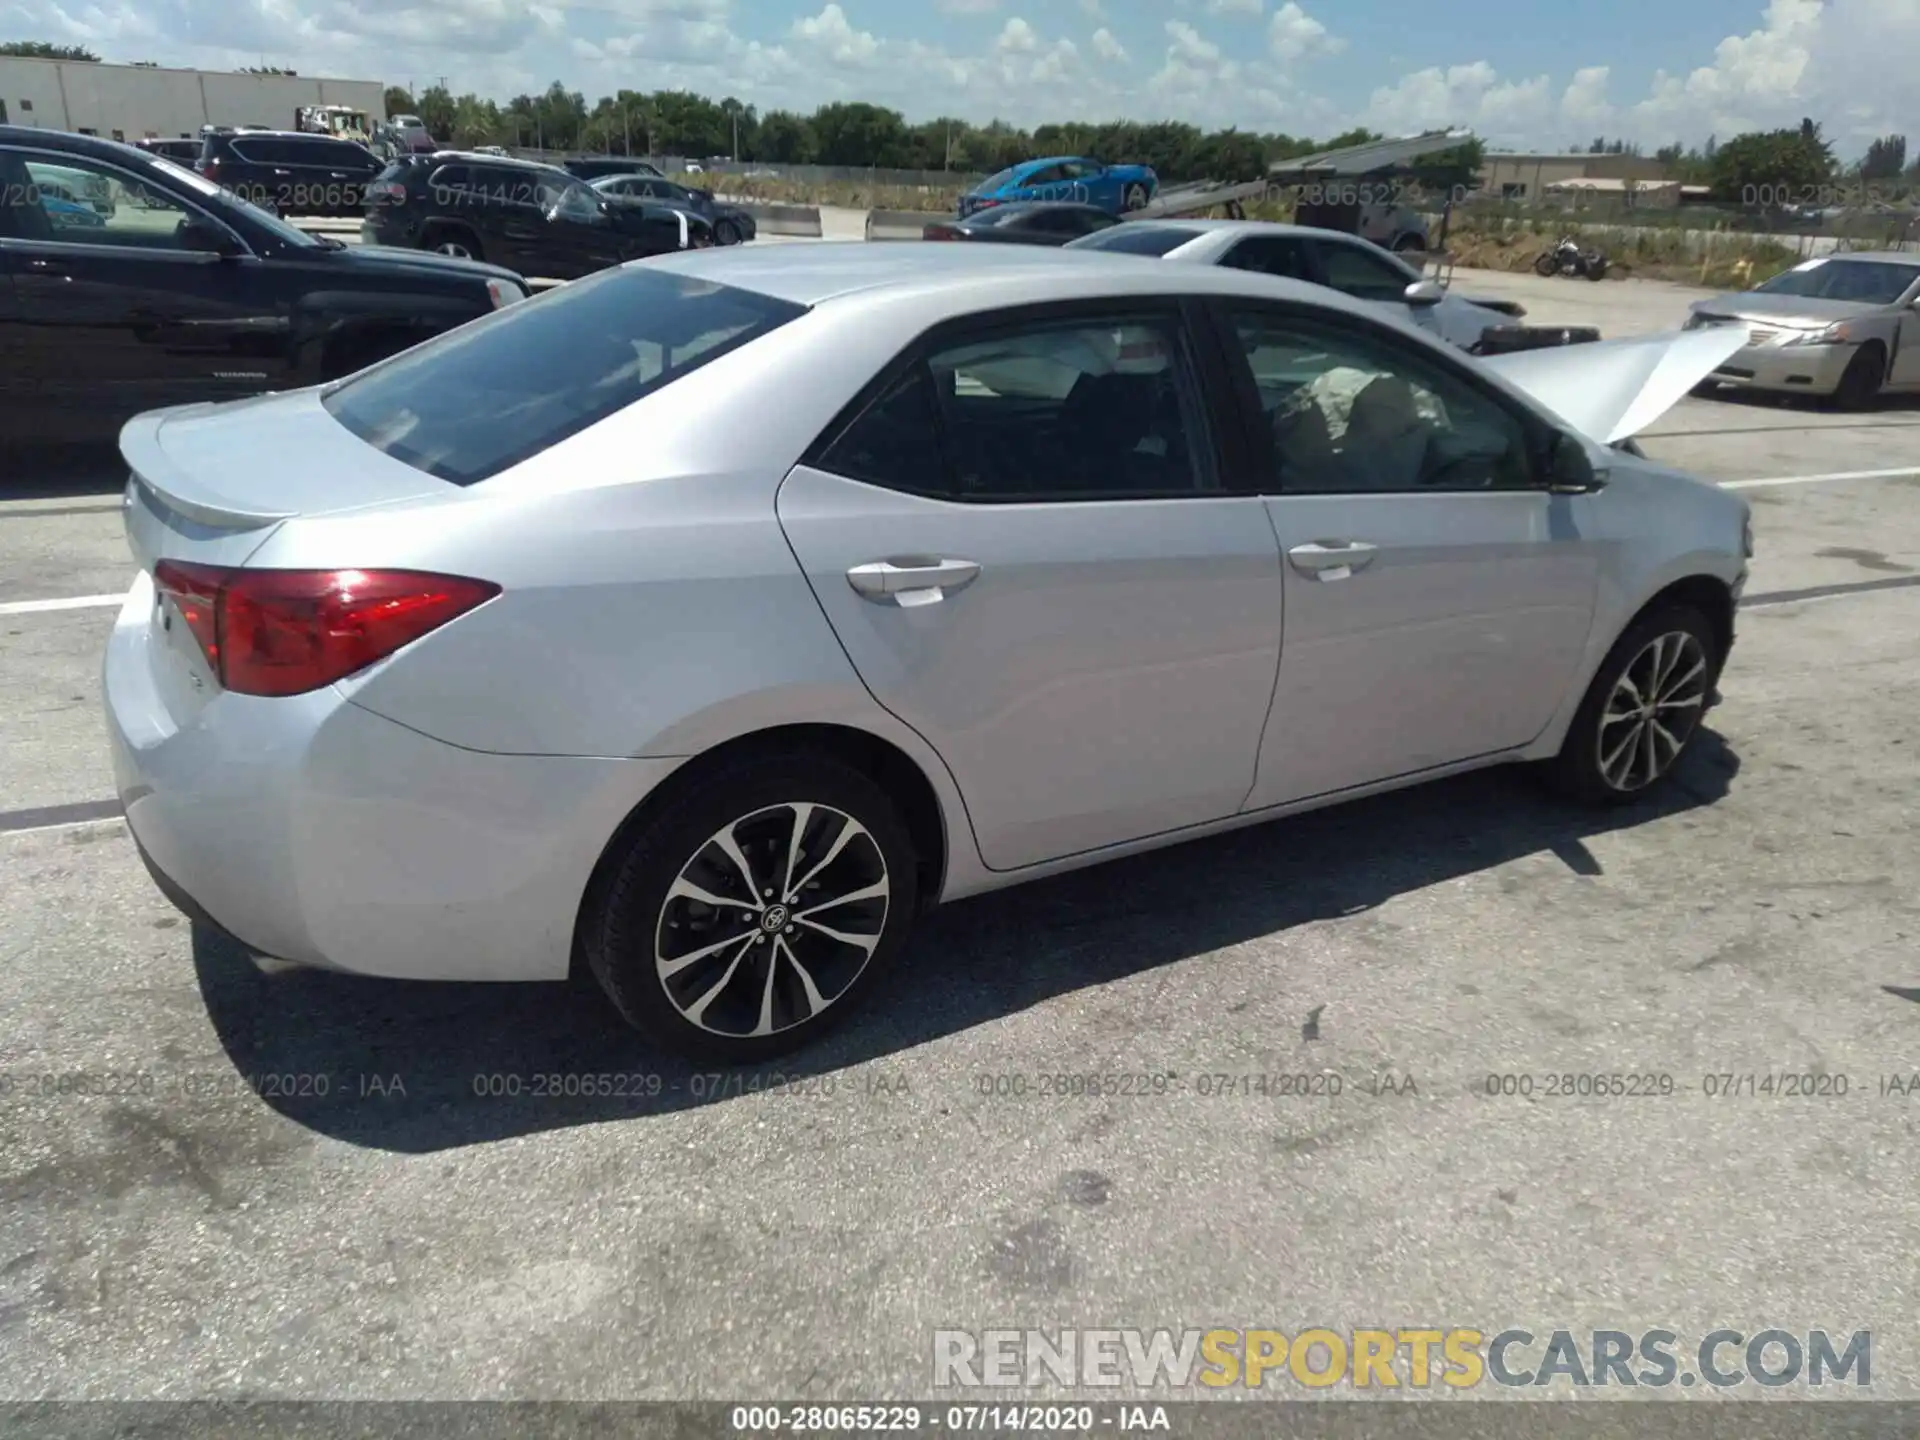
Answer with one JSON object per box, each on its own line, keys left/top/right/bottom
{"left": 1722, "top": 466, "right": 1920, "bottom": 490}
{"left": 0, "top": 593, "right": 125, "bottom": 616}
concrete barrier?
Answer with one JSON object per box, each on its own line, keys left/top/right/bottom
{"left": 738, "top": 203, "right": 822, "bottom": 238}
{"left": 866, "top": 209, "right": 951, "bottom": 241}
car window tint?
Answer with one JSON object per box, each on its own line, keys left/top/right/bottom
{"left": 814, "top": 365, "right": 949, "bottom": 497}
{"left": 1315, "top": 240, "right": 1416, "bottom": 301}
{"left": 925, "top": 316, "right": 1217, "bottom": 501}
{"left": 428, "top": 164, "right": 470, "bottom": 192}
{"left": 1022, "top": 165, "right": 1065, "bottom": 187}
{"left": 1227, "top": 309, "right": 1533, "bottom": 494}
{"left": 1065, "top": 224, "right": 1194, "bottom": 256}
{"left": 14, "top": 157, "right": 194, "bottom": 250}
{"left": 1223, "top": 237, "right": 1313, "bottom": 282}
{"left": 978, "top": 167, "right": 1017, "bottom": 192}
{"left": 323, "top": 268, "right": 807, "bottom": 486}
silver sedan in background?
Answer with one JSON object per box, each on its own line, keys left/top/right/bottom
{"left": 105, "top": 245, "right": 1750, "bottom": 1060}
{"left": 1065, "top": 219, "right": 1524, "bottom": 351}
{"left": 1687, "top": 251, "right": 1920, "bottom": 409}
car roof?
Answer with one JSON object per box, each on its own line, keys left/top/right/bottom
{"left": 642, "top": 237, "right": 1386, "bottom": 317}
{"left": 422, "top": 149, "right": 561, "bottom": 173}
{"left": 1807, "top": 251, "right": 1920, "bottom": 266}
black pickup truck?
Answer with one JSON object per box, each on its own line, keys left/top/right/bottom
{"left": 0, "top": 126, "right": 531, "bottom": 449}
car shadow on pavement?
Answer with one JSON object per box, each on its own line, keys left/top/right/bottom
{"left": 4, "top": 442, "right": 130, "bottom": 501}
{"left": 190, "top": 732, "right": 1741, "bottom": 1153}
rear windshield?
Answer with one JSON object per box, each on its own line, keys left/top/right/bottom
{"left": 322, "top": 267, "right": 806, "bottom": 485}
{"left": 1064, "top": 225, "right": 1193, "bottom": 256}
{"left": 975, "top": 168, "right": 1017, "bottom": 194}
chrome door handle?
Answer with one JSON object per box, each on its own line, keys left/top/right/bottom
{"left": 847, "top": 557, "right": 982, "bottom": 606}
{"left": 1288, "top": 540, "right": 1378, "bottom": 580}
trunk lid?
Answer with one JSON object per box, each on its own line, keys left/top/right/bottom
{"left": 1480, "top": 324, "right": 1753, "bottom": 445}
{"left": 119, "top": 387, "right": 455, "bottom": 574}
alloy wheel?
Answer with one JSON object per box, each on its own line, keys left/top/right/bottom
{"left": 654, "top": 802, "right": 890, "bottom": 1038}
{"left": 434, "top": 239, "right": 474, "bottom": 258}
{"left": 1595, "top": 631, "right": 1709, "bottom": 792}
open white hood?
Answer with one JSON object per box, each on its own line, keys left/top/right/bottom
{"left": 1480, "top": 325, "right": 1752, "bottom": 444}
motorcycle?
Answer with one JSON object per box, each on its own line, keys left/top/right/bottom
{"left": 1533, "top": 235, "right": 1609, "bottom": 281}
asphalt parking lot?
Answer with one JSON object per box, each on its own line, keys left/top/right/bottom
{"left": 3, "top": 261, "right": 1919, "bottom": 1409}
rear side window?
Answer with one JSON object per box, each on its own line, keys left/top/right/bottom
{"left": 322, "top": 268, "right": 807, "bottom": 486}
{"left": 1067, "top": 225, "right": 1193, "bottom": 257}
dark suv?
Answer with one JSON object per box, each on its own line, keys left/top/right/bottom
{"left": 0, "top": 126, "right": 531, "bottom": 446}
{"left": 361, "top": 151, "right": 704, "bottom": 280}
{"left": 135, "top": 138, "right": 202, "bottom": 164}
{"left": 195, "top": 129, "right": 383, "bottom": 217}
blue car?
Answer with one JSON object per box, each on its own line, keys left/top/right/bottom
{"left": 959, "top": 156, "right": 1158, "bottom": 219}
{"left": 42, "top": 194, "right": 106, "bottom": 227}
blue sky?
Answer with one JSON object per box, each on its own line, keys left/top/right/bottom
{"left": 6, "top": 0, "right": 1906, "bottom": 155}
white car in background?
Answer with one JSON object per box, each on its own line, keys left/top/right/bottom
{"left": 1067, "top": 219, "right": 1524, "bottom": 353}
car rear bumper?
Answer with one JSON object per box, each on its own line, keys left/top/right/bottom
{"left": 105, "top": 574, "right": 683, "bottom": 983}
{"left": 1705, "top": 340, "right": 1856, "bottom": 395}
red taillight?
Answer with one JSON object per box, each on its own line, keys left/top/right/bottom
{"left": 365, "top": 180, "right": 406, "bottom": 204}
{"left": 152, "top": 562, "right": 499, "bottom": 698}
{"left": 923, "top": 225, "right": 957, "bottom": 240}
{"left": 199, "top": 157, "right": 221, "bottom": 180}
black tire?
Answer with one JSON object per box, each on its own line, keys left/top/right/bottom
{"left": 714, "top": 218, "right": 741, "bottom": 246}
{"left": 1392, "top": 233, "right": 1423, "bottom": 254}
{"left": 1546, "top": 602, "right": 1722, "bottom": 807}
{"left": 422, "top": 224, "right": 483, "bottom": 263}
{"left": 1533, "top": 252, "right": 1559, "bottom": 277}
{"left": 582, "top": 750, "right": 921, "bottom": 1061}
{"left": 1585, "top": 257, "right": 1608, "bottom": 280}
{"left": 1122, "top": 183, "right": 1150, "bottom": 212}
{"left": 1831, "top": 342, "right": 1886, "bottom": 411}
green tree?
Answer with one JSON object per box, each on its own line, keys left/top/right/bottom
{"left": 384, "top": 86, "right": 416, "bottom": 117}
{"left": 810, "top": 101, "right": 908, "bottom": 167}
{"left": 0, "top": 41, "right": 98, "bottom": 60}
{"left": 415, "top": 85, "right": 458, "bottom": 143}
{"left": 755, "top": 110, "right": 813, "bottom": 163}
{"left": 1710, "top": 126, "right": 1836, "bottom": 203}
{"left": 1862, "top": 134, "right": 1907, "bottom": 181}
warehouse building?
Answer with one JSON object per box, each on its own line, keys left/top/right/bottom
{"left": 0, "top": 56, "right": 386, "bottom": 141}
{"left": 1477, "top": 151, "right": 1672, "bottom": 201}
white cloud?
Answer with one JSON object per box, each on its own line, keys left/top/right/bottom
{"left": 1090, "top": 27, "right": 1128, "bottom": 63}
{"left": 1630, "top": 0, "right": 1821, "bottom": 140}
{"left": 1559, "top": 65, "right": 1613, "bottom": 134}
{"left": 1267, "top": 2, "right": 1342, "bottom": 63}
{"left": 1078, "top": 0, "right": 1104, "bottom": 16}
{"left": 1207, "top": 0, "right": 1263, "bottom": 14}
{"left": 789, "top": 3, "right": 880, "bottom": 66}
{"left": 995, "top": 17, "right": 1038, "bottom": 53}
{"left": 937, "top": 0, "right": 1001, "bottom": 13}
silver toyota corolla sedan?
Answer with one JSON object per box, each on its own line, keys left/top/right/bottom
{"left": 105, "top": 244, "right": 1751, "bottom": 1059}
{"left": 1065, "top": 219, "right": 1521, "bottom": 351}
{"left": 1686, "top": 251, "right": 1920, "bottom": 409}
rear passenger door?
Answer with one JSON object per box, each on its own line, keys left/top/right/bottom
{"left": 776, "top": 301, "right": 1286, "bottom": 872}
{"left": 1307, "top": 236, "right": 1438, "bottom": 337}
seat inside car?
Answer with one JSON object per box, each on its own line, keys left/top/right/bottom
{"left": 1340, "top": 373, "right": 1431, "bottom": 490}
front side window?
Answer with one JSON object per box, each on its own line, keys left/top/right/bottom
{"left": 323, "top": 268, "right": 807, "bottom": 485}
{"left": 5, "top": 154, "right": 196, "bottom": 249}
{"left": 1314, "top": 240, "right": 1418, "bottom": 302}
{"left": 1227, "top": 308, "right": 1534, "bottom": 494}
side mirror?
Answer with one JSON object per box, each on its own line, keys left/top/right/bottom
{"left": 1544, "top": 431, "right": 1606, "bottom": 494}
{"left": 179, "top": 217, "right": 240, "bottom": 256}
{"left": 1403, "top": 280, "right": 1445, "bottom": 307}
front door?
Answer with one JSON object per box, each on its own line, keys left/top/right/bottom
{"left": 0, "top": 147, "right": 293, "bottom": 437}
{"left": 777, "top": 301, "right": 1286, "bottom": 871}
{"left": 1212, "top": 300, "right": 1602, "bottom": 808}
